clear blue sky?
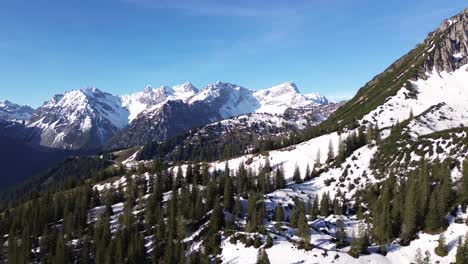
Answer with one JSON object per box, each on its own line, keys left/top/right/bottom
{"left": 0, "top": 0, "right": 465, "bottom": 107}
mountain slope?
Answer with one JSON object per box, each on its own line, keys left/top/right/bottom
{"left": 0, "top": 100, "right": 34, "bottom": 121}
{"left": 319, "top": 9, "right": 467, "bottom": 134}
{"left": 27, "top": 88, "right": 129, "bottom": 150}
{"left": 1, "top": 9, "right": 468, "bottom": 264}
{"left": 106, "top": 82, "right": 331, "bottom": 149}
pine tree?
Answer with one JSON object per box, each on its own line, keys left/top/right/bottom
{"left": 315, "top": 149, "right": 322, "bottom": 168}
{"left": 372, "top": 183, "right": 392, "bottom": 244}
{"left": 336, "top": 217, "right": 347, "bottom": 247}
{"left": 460, "top": 159, "right": 468, "bottom": 202}
{"left": 274, "top": 167, "right": 286, "bottom": 190}
{"left": 401, "top": 177, "right": 417, "bottom": 243}
{"left": 209, "top": 197, "right": 224, "bottom": 234}
{"left": 275, "top": 204, "right": 284, "bottom": 230}
{"left": 349, "top": 224, "right": 369, "bottom": 258}
{"left": 52, "top": 233, "right": 70, "bottom": 264}
{"left": 455, "top": 234, "right": 468, "bottom": 264}
{"left": 297, "top": 211, "right": 310, "bottom": 249}
{"left": 327, "top": 140, "right": 335, "bottom": 162}
{"left": 233, "top": 196, "right": 242, "bottom": 217}
{"left": 310, "top": 195, "right": 319, "bottom": 220}
{"left": 293, "top": 164, "right": 302, "bottom": 184}
{"left": 435, "top": 234, "right": 448, "bottom": 256}
{"left": 256, "top": 248, "right": 270, "bottom": 264}
{"left": 319, "top": 192, "right": 330, "bottom": 216}
{"left": 425, "top": 189, "right": 443, "bottom": 233}
{"left": 301, "top": 164, "right": 310, "bottom": 182}
{"left": 266, "top": 235, "right": 273, "bottom": 248}
{"left": 246, "top": 191, "right": 258, "bottom": 232}
{"left": 223, "top": 173, "right": 234, "bottom": 213}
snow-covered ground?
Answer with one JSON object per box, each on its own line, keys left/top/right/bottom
{"left": 361, "top": 64, "right": 468, "bottom": 133}
{"left": 222, "top": 208, "right": 468, "bottom": 264}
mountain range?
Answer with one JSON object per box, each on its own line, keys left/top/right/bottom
{"left": 1, "top": 81, "right": 331, "bottom": 151}
{"left": 0, "top": 8, "right": 467, "bottom": 264}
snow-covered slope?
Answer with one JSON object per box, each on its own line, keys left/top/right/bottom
{"left": 361, "top": 64, "right": 468, "bottom": 135}
{"left": 0, "top": 100, "right": 34, "bottom": 121}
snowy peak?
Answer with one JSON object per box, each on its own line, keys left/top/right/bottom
{"left": 189, "top": 82, "right": 258, "bottom": 118}
{"left": 305, "top": 92, "right": 329, "bottom": 105}
{"left": 27, "top": 87, "right": 129, "bottom": 149}
{"left": 253, "top": 82, "right": 326, "bottom": 114}
{"left": 121, "top": 82, "right": 199, "bottom": 121}
{"left": 0, "top": 100, "right": 34, "bottom": 121}
{"left": 172, "top": 81, "right": 198, "bottom": 95}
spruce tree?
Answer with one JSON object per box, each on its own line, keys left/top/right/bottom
{"left": 246, "top": 191, "right": 258, "bottom": 232}
{"left": 275, "top": 204, "right": 284, "bottom": 230}
{"left": 293, "top": 164, "right": 302, "bottom": 184}
{"left": 435, "top": 234, "right": 448, "bottom": 257}
{"left": 223, "top": 173, "right": 234, "bottom": 213}
{"left": 209, "top": 197, "right": 224, "bottom": 234}
{"left": 256, "top": 248, "right": 270, "bottom": 264}
{"left": 425, "top": 189, "right": 442, "bottom": 233}
{"left": 461, "top": 159, "right": 468, "bottom": 202}
{"left": 310, "top": 195, "right": 319, "bottom": 220}
{"left": 274, "top": 167, "right": 286, "bottom": 190}
{"left": 401, "top": 177, "right": 417, "bottom": 243}
{"left": 455, "top": 234, "right": 468, "bottom": 264}
{"left": 319, "top": 192, "right": 330, "bottom": 216}
{"left": 336, "top": 217, "right": 347, "bottom": 247}
{"left": 297, "top": 211, "right": 310, "bottom": 249}
{"left": 327, "top": 140, "right": 334, "bottom": 162}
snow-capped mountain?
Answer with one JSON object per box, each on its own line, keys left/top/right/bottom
{"left": 121, "top": 82, "right": 198, "bottom": 121}
{"left": 17, "top": 80, "right": 330, "bottom": 150}
{"left": 106, "top": 81, "right": 331, "bottom": 149}
{"left": 189, "top": 82, "right": 259, "bottom": 118}
{"left": 253, "top": 81, "right": 317, "bottom": 114}
{"left": 27, "top": 87, "right": 129, "bottom": 150}
{"left": 0, "top": 100, "right": 34, "bottom": 121}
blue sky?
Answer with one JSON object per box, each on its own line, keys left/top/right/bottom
{"left": 0, "top": 0, "right": 465, "bottom": 107}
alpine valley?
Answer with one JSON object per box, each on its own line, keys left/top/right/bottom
{"left": 0, "top": 7, "right": 468, "bottom": 264}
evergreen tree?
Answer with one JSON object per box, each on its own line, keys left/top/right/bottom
{"left": 233, "top": 196, "right": 242, "bottom": 218}
{"left": 52, "top": 233, "right": 70, "bottom": 264}
{"left": 223, "top": 173, "right": 234, "bottom": 213}
{"left": 327, "top": 139, "right": 335, "bottom": 162}
{"left": 275, "top": 204, "right": 284, "bottom": 230}
{"left": 310, "top": 195, "right": 319, "bottom": 220}
{"left": 246, "top": 191, "right": 258, "bottom": 232}
{"left": 256, "top": 248, "right": 270, "bottom": 264}
{"left": 455, "top": 234, "right": 468, "bottom": 264}
{"left": 425, "top": 189, "right": 443, "bottom": 233}
{"left": 304, "top": 164, "right": 312, "bottom": 181}
{"left": 435, "top": 234, "right": 448, "bottom": 256}
{"left": 319, "top": 192, "right": 330, "bottom": 216}
{"left": 401, "top": 177, "right": 417, "bottom": 243}
{"left": 461, "top": 159, "right": 468, "bottom": 202}
{"left": 349, "top": 225, "right": 369, "bottom": 258}
{"left": 336, "top": 217, "right": 347, "bottom": 247}
{"left": 209, "top": 197, "right": 224, "bottom": 234}
{"left": 293, "top": 164, "right": 302, "bottom": 184}
{"left": 315, "top": 149, "right": 321, "bottom": 168}
{"left": 296, "top": 211, "right": 310, "bottom": 249}
{"left": 274, "top": 167, "right": 286, "bottom": 190}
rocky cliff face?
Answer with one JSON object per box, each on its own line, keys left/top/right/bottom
{"left": 417, "top": 9, "right": 468, "bottom": 77}
{"left": 105, "top": 100, "right": 221, "bottom": 149}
